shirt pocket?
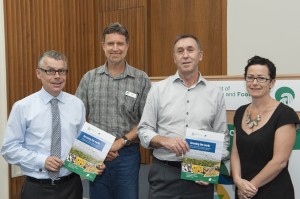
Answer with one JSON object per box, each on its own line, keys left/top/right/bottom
{"left": 124, "top": 95, "right": 137, "bottom": 112}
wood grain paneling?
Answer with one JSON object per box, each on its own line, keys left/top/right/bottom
{"left": 99, "top": 0, "right": 145, "bottom": 11}
{"left": 98, "top": 7, "right": 146, "bottom": 70}
{"left": 148, "top": 0, "right": 226, "bottom": 76}
{"left": 4, "top": 0, "right": 97, "bottom": 108}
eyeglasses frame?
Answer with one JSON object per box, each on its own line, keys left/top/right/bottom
{"left": 38, "top": 68, "right": 68, "bottom": 76}
{"left": 245, "top": 75, "right": 270, "bottom": 83}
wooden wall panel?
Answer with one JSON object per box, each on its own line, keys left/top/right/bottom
{"left": 148, "top": 0, "right": 226, "bottom": 76}
{"left": 4, "top": 0, "right": 97, "bottom": 110}
{"left": 99, "top": 0, "right": 145, "bottom": 11}
{"left": 93, "top": 0, "right": 147, "bottom": 71}
{"left": 98, "top": 7, "right": 146, "bottom": 70}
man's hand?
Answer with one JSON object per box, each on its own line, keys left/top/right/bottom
{"left": 105, "top": 139, "right": 125, "bottom": 161}
{"left": 152, "top": 136, "right": 189, "bottom": 157}
{"left": 45, "top": 156, "right": 64, "bottom": 171}
{"left": 110, "top": 138, "right": 125, "bottom": 152}
{"left": 195, "top": 181, "right": 209, "bottom": 186}
{"left": 105, "top": 151, "right": 119, "bottom": 161}
{"left": 95, "top": 163, "right": 106, "bottom": 175}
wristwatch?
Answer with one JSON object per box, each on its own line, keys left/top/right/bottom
{"left": 122, "top": 135, "right": 131, "bottom": 146}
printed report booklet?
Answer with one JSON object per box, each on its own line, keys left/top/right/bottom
{"left": 181, "top": 128, "right": 225, "bottom": 184}
{"left": 64, "top": 122, "right": 115, "bottom": 181}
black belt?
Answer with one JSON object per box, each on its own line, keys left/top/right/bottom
{"left": 26, "top": 172, "right": 77, "bottom": 185}
{"left": 153, "top": 157, "right": 182, "bottom": 168}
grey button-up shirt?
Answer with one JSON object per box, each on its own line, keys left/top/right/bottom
{"left": 138, "top": 72, "right": 229, "bottom": 161}
{"left": 76, "top": 63, "right": 151, "bottom": 138}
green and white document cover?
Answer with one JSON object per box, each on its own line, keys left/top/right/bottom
{"left": 181, "top": 128, "right": 225, "bottom": 184}
{"left": 64, "top": 122, "right": 115, "bottom": 181}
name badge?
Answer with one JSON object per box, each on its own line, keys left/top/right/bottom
{"left": 125, "top": 91, "right": 137, "bottom": 99}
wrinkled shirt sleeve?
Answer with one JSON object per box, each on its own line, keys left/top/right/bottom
{"left": 138, "top": 86, "right": 159, "bottom": 149}
{"left": 1, "top": 103, "right": 47, "bottom": 172}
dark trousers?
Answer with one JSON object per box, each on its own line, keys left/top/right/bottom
{"left": 148, "top": 157, "right": 214, "bottom": 199}
{"left": 21, "top": 174, "right": 82, "bottom": 199}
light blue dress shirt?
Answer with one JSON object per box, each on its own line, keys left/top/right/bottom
{"left": 1, "top": 87, "right": 86, "bottom": 179}
{"left": 138, "top": 72, "right": 230, "bottom": 161}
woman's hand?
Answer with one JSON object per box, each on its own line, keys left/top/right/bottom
{"left": 236, "top": 178, "right": 257, "bottom": 199}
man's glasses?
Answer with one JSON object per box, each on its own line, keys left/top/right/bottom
{"left": 39, "top": 68, "right": 68, "bottom": 76}
{"left": 245, "top": 75, "right": 270, "bottom": 83}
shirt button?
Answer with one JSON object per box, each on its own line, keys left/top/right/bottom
{"left": 186, "top": 124, "right": 188, "bottom": 127}
{"left": 186, "top": 112, "right": 189, "bottom": 115}
{"left": 39, "top": 169, "right": 42, "bottom": 172}
{"left": 187, "top": 100, "right": 189, "bottom": 103}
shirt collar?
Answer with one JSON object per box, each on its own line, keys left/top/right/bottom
{"left": 97, "top": 62, "right": 135, "bottom": 79}
{"left": 40, "top": 87, "right": 65, "bottom": 104}
{"left": 172, "top": 71, "right": 207, "bottom": 86}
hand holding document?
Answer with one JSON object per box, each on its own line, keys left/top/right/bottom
{"left": 181, "top": 128, "right": 225, "bottom": 184}
{"left": 64, "top": 122, "right": 115, "bottom": 181}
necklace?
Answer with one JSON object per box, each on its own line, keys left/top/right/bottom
{"left": 246, "top": 110, "right": 261, "bottom": 129}
{"left": 246, "top": 98, "right": 273, "bottom": 129}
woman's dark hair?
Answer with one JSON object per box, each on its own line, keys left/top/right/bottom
{"left": 244, "top": 55, "right": 276, "bottom": 80}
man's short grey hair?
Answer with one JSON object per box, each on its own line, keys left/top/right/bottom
{"left": 38, "top": 50, "right": 68, "bottom": 68}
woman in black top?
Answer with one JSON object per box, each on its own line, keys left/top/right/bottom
{"left": 230, "top": 56, "right": 300, "bottom": 199}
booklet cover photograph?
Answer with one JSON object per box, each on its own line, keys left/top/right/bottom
{"left": 64, "top": 122, "right": 115, "bottom": 181}
{"left": 181, "top": 128, "right": 225, "bottom": 184}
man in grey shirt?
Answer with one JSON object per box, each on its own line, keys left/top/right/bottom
{"left": 138, "top": 34, "right": 229, "bottom": 199}
{"left": 76, "top": 23, "right": 151, "bottom": 199}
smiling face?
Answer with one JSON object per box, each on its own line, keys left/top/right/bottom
{"left": 102, "top": 33, "right": 129, "bottom": 66}
{"left": 246, "top": 64, "right": 275, "bottom": 98}
{"left": 36, "top": 57, "right": 67, "bottom": 97}
{"left": 173, "top": 37, "right": 203, "bottom": 77}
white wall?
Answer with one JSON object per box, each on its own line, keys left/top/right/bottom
{"left": 0, "top": 0, "right": 9, "bottom": 198}
{"left": 227, "top": 1, "right": 300, "bottom": 198}
{"left": 227, "top": 0, "right": 300, "bottom": 75}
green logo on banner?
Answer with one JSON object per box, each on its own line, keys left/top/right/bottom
{"left": 294, "top": 129, "right": 300, "bottom": 150}
{"left": 275, "top": 87, "right": 295, "bottom": 105}
{"left": 227, "top": 124, "right": 234, "bottom": 152}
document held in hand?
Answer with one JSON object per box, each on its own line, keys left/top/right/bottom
{"left": 64, "top": 122, "right": 116, "bottom": 181}
{"left": 181, "top": 128, "right": 225, "bottom": 184}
